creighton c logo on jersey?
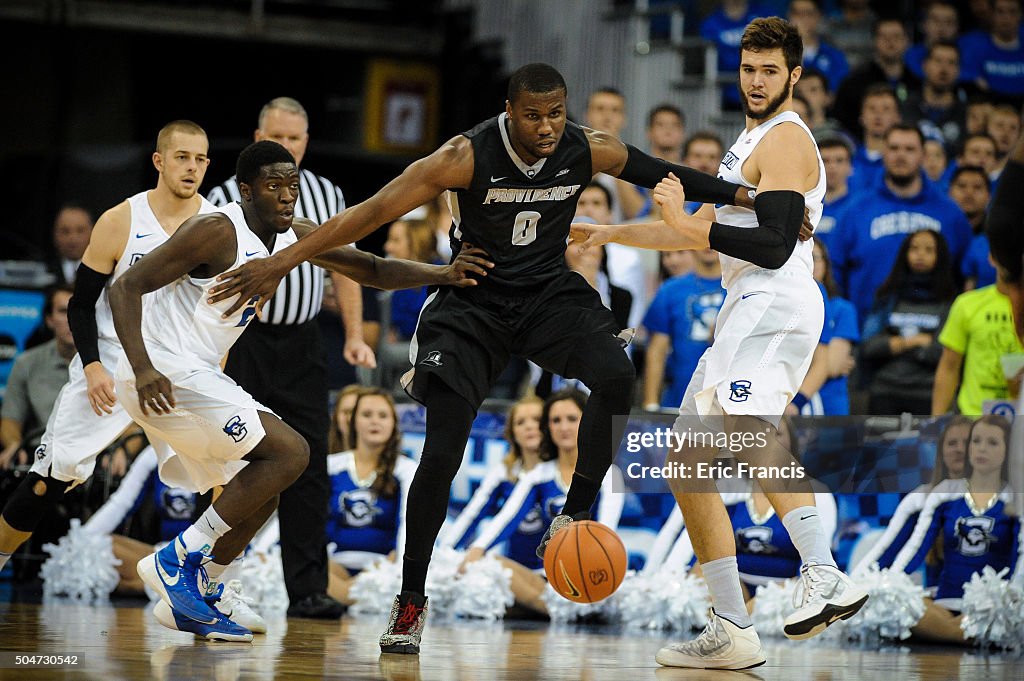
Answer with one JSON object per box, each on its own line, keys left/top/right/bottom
{"left": 223, "top": 415, "right": 248, "bottom": 443}
{"left": 729, "top": 380, "right": 753, "bottom": 403}
{"left": 737, "top": 526, "right": 776, "bottom": 554}
{"left": 340, "top": 489, "right": 382, "bottom": 527}
{"left": 955, "top": 515, "right": 995, "bottom": 556}
{"left": 420, "top": 351, "right": 443, "bottom": 367}
{"left": 517, "top": 505, "right": 544, "bottom": 534}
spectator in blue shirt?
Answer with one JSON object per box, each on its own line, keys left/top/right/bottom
{"left": 832, "top": 124, "right": 973, "bottom": 326}
{"left": 902, "top": 42, "right": 970, "bottom": 153}
{"left": 959, "top": 0, "right": 1024, "bottom": 100}
{"left": 642, "top": 248, "right": 725, "bottom": 410}
{"left": 789, "top": 0, "right": 850, "bottom": 92}
{"left": 849, "top": 84, "right": 902, "bottom": 192}
{"left": 701, "top": 1, "right": 770, "bottom": 109}
{"left": 383, "top": 216, "right": 440, "bottom": 341}
{"left": 906, "top": 1, "right": 961, "bottom": 79}
{"left": 953, "top": 131, "right": 1000, "bottom": 181}
{"left": 812, "top": 239, "right": 859, "bottom": 415}
{"left": 815, "top": 133, "right": 856, "bottom": 250}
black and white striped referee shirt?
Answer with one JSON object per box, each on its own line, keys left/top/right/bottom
{"left": 207, "top": 168, "right": 346, "bottom": 325}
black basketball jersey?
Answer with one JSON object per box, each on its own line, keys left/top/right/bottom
{"left": 449, "top": 113, "right": 593, "bottom": 292}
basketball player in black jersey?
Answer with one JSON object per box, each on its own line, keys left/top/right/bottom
{"left": 210, "top": 63, "right": 757, "bottom": 654}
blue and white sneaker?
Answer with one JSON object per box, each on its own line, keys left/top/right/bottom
{"left": 138, "top": 535, "right": 220, "bottom": 625}
{"left": 153, "top": 599, "right": 254, "bottom": 642}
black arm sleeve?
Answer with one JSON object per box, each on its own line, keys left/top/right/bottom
{"left": 67, "top": 264, "right": 111, "bottom": 366}
{"left": 707, "top": 190, "right": 805, "bottom": 270}
{"left": 617, "top": 144, "right": 742, "bottom": 206}
{"left": 985, "top": 160, "right": 1024, "bottom": 282}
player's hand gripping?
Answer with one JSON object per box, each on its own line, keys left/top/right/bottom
{"left": 134, "top": 366, "right": 175, "bottom": 416}
{"left": 208, "top": 255, "right": 290, "bottom": 317}
{"left": 442, "top": 243, "right": 494, "bottom": 287}
{"left": 569, "top": 221, "right": 616, "bottom": 253}
{"left": 84, "top": 362, "right": 118, "bottom": 416}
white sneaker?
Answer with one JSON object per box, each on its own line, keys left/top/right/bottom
{"left": 655, "top": 609, "right": 766, "bottom": 670}
{"left": 215, "top": 580, "right": 267, "bottom": 634}
{"left": 783, "top": 563, "right": 868, "bottom": 640}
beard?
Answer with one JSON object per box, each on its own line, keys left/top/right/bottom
{"left": 885, "top": 170, "right": 918, "bottom": 187}
{"left": 741, "top": 78, "right": 792, "bottom": 121}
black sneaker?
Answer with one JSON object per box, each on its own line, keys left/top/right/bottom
{"left": 535, "top": 511, "right": 590, "bottom": 559}
{"left": 286, "top": 593, "right": 346, "bottom": 619}
{"left": 379, "top": 591, "right": 429, "bottom": 654}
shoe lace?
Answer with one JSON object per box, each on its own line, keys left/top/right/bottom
{"left": 395, "top": 601, "right": 421, "bottom": 633}
{"left": 225, "top": 580, "right": 256, "bottom": 607}
{"left": 792, "top": 563, "right": 830, "bottom": 609}
{"left": 678, "top": 610, "right": 725, "bottom": 654}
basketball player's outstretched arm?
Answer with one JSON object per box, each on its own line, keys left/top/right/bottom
{"left": 109, "top": 215, "right": 238, "bottom": 416}
{"left": 207, "top": 137, "right": 476, "bottom": 315}
{"left": 289, "top": 219, "right": 492, "bottom": 290}
{"left": 68, "top": 201, "right": 132, "bottom": 415}
{"left": 587, "top": 129, "right": 751, "bottom": 208}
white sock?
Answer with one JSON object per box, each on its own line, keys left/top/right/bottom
{"left": 180, "top": 506, "right": 231, "bottom": 557}
{"left": 701, "top": 556, "right": 752, "bottom": 628}
{"left": 781, "top": 506, "right": 837, "bottom": 568}
{"left": 0, "top": 550, "right": 13, "bottom": 571}
{"left": 221, "top": 554, "right": 244, "bottom": 584}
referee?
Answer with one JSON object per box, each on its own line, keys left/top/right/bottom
{"left": 208, "top": 97, "right": 374, "bottom": 618}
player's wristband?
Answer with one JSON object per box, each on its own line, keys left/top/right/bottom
{"left": 791, "top": 393, "right": 810, "bottom": 410}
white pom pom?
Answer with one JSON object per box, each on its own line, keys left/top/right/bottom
{"left": 615, "top": 571, "right": 665, "bottom": 630}
{"left": 662, "top": 572, "right": 710, "bottom": 632}
{"left": 423, "top": 547, "right": 464, "bottom": 619}
{"left": 960, "top": 565, "right": 1024, "bottom": 650}
{"left": 845, "top": 565, "right": 925, "bottom": 641}
{"left": 541, "top": 582, "right": 614, "bottom": 624}
{"left": 239, "top": 547, "right": 289, "bottom": 611}
{"left": 349, "top": 557, "right": 403, "bottom": 616}
{"left": 751, "top": 579, "right": 798, "bottom": 638}
{"left": 452, "top": 554, "right": 514, "bottom": 620}
{"left": 40, "top": 520, "right": 121, "bottom": 603}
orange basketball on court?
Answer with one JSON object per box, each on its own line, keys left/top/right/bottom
{"left": 543, "top": 520, "right": 627, "bottom": 603}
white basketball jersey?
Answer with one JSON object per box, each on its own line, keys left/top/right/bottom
{"left": 142, "top": 202, "right": 297, "bottom": 370}
{"left": 95, "top": 192, "right": 218, "bottom": 346}
{"left": 714, "top": 111, "right": 826, "bottom": 289}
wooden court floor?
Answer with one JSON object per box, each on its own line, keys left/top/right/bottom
{"left": 1, "top": 601, "right": 1022, "bottom": 681}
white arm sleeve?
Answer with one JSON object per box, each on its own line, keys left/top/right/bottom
{"left": 394, "top": 456, "right": 418, "bottom": 560}
{"left": 891, "top": 480, "right": 963, "bottom": 572}
{"left": 643, "top": 506, "right": 685, "bottom": 576}
{"left": 471, "top": 465, "right": 552, "bottom": 550}
{"left": 595, "top": 465, "right": 624, "bottom": 531}
{"left": 438, "top": 465, "right": 505, "bottom": 548}
{"left": 83, "top": 446, "right": 158, "bottom": 536}
{"left": 850, "top": 487, "right": 928, "bottom": 574}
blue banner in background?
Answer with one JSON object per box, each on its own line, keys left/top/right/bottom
{"left": 0, "top": 288, "right": 45, "bottom": 400}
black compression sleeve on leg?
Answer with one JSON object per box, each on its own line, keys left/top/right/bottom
{"left": 617, "top": 144, "right": 742, "bottom": 206}
{"left": 67, "top": 264, "right": 112, "bottom": 366}
{"left": 708, "top": 190, "right": 805, "bottom": 269}
{"left": 400, "top": 375, "right": 477, "bottom": 595}
{"left": 986, "top": 160, "right": 1024, "bottom": 281}
{"left": 2, "top": 473, "right": 70, "bottom": 532}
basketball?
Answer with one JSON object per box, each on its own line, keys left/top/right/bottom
{"left": 544, "top": 520, "right": 627, "bottom": 603}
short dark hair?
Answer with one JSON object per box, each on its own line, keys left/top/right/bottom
{"left": 950, "top": 164, "right": 990, "bottom": 187}
{"left": 872, "top": 16, "right": 907, "bottom": 37}
{"left": 44, "top": 283, "right": 74, "bottom": 317}
{"left": 816, "top": 134, "right": 854, "bottom": 159}
{"left": 590, "top": 86, "right": 624, "bottom": 102}
{"left": 862, "top": 83, "right": 899, "bottom": 107}
{"left": 647, "top": 104, "right": 684, "bottom": 128}
{"left": 683, "top": 131, "right": 724, "bottom": 157}
{"left": 507, "top": 63, "right": 567, "bottom": 104}
{"left": 926, "top": 40, "right": 960, "bottom": 61}
{"left": 799, "top": 67, "right": 830, "bottom": 93}
{"left": 583, "top": 181, "right": 613, "bottom": 209}
{"left": 741, "top": 17, "right": 804, "bottom": 73}
{"left": 236, "top": 141, "right": 295, "bottom": 186}
{"left": 959, "top": 132, "right": 998, "bottom": 155}
{"left": 885, "top": 122, "right": 926, "bottom": 147}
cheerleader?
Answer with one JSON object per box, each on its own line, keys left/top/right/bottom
{"left": 328, "top": 384, "right": 371, "bottom": 453}
{"left": 461, "top": 389, "right": 624, "bottom": 614}
{"left": 325, "top": 388, "right": 417, "bottom": 605}
{"left": 852, "top": 415, "right": 972, "bottom": 578}
{"left": 441, "top": 396, "right": 543, "bottom": 551}
{"left": 891, "top": 415, "right": 1022, "bottom": 643}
